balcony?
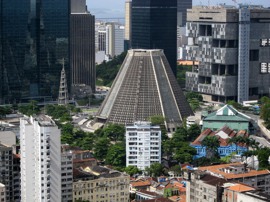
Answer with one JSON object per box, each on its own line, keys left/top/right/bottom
{"left": 212, "top": 48, "right": 237, "bottom": 64}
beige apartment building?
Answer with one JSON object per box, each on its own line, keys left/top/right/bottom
{"left": 73, "top": 166, "right": 130, "bottom": 202}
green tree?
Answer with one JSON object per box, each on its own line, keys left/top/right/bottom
{"left": 169, "top": 165, "right": 182, "bottom": 176}
{"left": 173, "top": 143, "right": 197, "bottom": 163}
{"left": 172, "top": 127, "right": 188, "bottom": 142}
{"left": 124, "top": 166, "right": 141, "bottom": 176}
{"left": 96, "top": 51, "right": 127, "bottom": 86}
{"left": 79, "top": 133, "right": 95, "bottom": 150}
{"left": 162, "top": 139, "right": 175, "bottom": 159}
{"left": 202, "top": 136, "right": 220, "bottom": 158}
{"left": 18, "top": 100, "right": 40, "bottom": 116}
{"left": 105, "top": 143, "right": 126, "bottom": 167}
{"left": 61, "top": 123, "right": 74, "bottom": 144}
{"left": 260, "top": 101, "right": 270, "bottom": 129}
{"left": 187, "top": 124, "right": 201, "bottom": 142}
{"left": 185, "top": 91, "right": 203, "bottom": 102}
{"left": 45, "top": 104, "right": 71, "bottom": 121}
{"left": 93, "top": 137, "right": 110, "bottom": 160}
{"left": 226, "top": 100, "right": 242, "bottom": 110}
{"left": 148, "top": 115, "right": 165, "bottom": 125}
{"left": 145, "top": 163, "right": 164, "bottom": 177}
{"left": 227, "top": 136, "right": 249, "bottom": 154}
{"left": 103, "top": 123, "right": 125, "bottom": 142}
{"left": 257, "top": 147, "right": 270, "bottom": 169}
{"left": 0, "top": 106, "right": 12, "bottom": 118}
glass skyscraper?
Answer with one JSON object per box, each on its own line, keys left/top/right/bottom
{"left": 131, "top": 0, "right": 177, "bottom": 75}
{"left": 0, "top": 0, "right": 69, "bottom": 104}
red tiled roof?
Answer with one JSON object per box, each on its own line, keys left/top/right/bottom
{"left": 191, "top": 126, "right": 249, "bottom": 147}
{"left": 199, "top": 163, "right": 270, "bottom": 179}
{"left": 227, "top": 184, "right": 255, "bottom": 192}
{"left": 131, "top": 180, "right": 151, "bottom": 187}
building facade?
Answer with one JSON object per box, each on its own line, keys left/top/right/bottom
{"left": 177, "top": 0, "right": 192, "bottom": 27}
{"left": 96, "top": 49, "right": 193, "bottom": 131}
{"left": 106, "top": 23, "right": 124, "bottom": 59}
{"left": 0, "top": 0, "right": 70, "bottom": 104}
{"left": 0, "top": 144, "right": 13, "bottom": 201}
{"left": 202, "top": 105, "right": 250, "bottom": 132}
{"left": 20, "top": 115, "right": 61, "bottom": 202}
{"left": 73, "top": 167, "right": 130, "bottom": 202}
{"left": 125, "top": 0, "right": 132, "bottom": 50}
{"left": 61, "top": 151, "right": 73, "bottom": 202}
{"left": 0, "top": 183, "right": 6, "bottom": 202}
{"left": 185, "top": 171, "right": 269, "bottom": 202}
{"left": 186, "top": 5, "right": 270, "bottom": 103}
{"left": 131, "top": 0, "right": 177, "bottom": 75}
{"left": 198, "top": 163, "right": 270, "bottom": 195}
{"left": 126, "top": 122, "right": 161, "bottom": 170}
{"left": 70, "top": 0, "right": 95, "bottom": 92}
{"left": 191, "top": 126, "right": 249, "bottom": 159}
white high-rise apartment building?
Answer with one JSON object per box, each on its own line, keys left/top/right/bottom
{"left": 20, "top": 115, "right": 61, "bottom": 202}
{"left": 126, "top": 122, "right": 161, "bottom": 170}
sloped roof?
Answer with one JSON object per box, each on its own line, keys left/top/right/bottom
{"left": 191, "top": 125, "right": 249, "bottom": 146}
{"left": 131, "top": 180, "right": 151, "bottom": 187}
{"left": 227, "top": 184, "right": 255, "bottom": 192}
{"left": 96, "top": 49, "right": 193, "bottom": 127}
{"left": 204, "top": 105, "right": 250, "bottom": 122}
{"left": 198, "top": 163, "right": 270, "bottom": 179}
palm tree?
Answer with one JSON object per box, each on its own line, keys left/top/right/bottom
{"left": 202, "top": 136, "right": 220, "bottom": 159}
{"left": 227, "top": 136, "right": 248, "bottom": 154}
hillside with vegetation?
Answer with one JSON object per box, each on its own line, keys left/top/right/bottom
{"left": 96, "top": 52, "right": 127, "bottom": 87}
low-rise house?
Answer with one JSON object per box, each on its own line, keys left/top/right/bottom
{"left": 185, "top": 169, "right": 269, "bottom": 202}
{"left": 198, "top": 163, "right": 270, "bottom": 195}
{"left": 191, "top": 126, "right": 249, "bottom": 158}
{"left": 73, "top": 165, "right": 130, "bottom": 202}
{"left": 135, "top": 190, "right": 161, "bottom": 201}
{"left": 202, "top": 105, "right": 251, "bottom": 132}
{"left": 223, "top": 183, "right": 269, "bottom": 202}
{"left": 130, "top": 179, "right": 152, "bottom": 193}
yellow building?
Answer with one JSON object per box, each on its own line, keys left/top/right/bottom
{"left": 73, "top": 166, "right": 130, "bottom": 202}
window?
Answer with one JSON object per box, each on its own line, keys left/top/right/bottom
{"left": 250, "top": 50, "right": 259, "bottom": 61}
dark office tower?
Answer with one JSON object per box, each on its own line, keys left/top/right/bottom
{"left": 70, "top": 0, "right": 95, "bottom": 92}
{"left": 131, "top": 0, "right": 177, "bottom": 75}
{"left": 0, "top": 0, "right": 70, "bottom": 104}
{"left": 177, "top": 0, "right": 192, "bottom": 26}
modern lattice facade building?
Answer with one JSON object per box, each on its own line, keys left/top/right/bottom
{"left": 96, "top": 49, "right": 193, "bottom": 132}
{"left": 186, "top": 5, "right": 270, "bottom": 103}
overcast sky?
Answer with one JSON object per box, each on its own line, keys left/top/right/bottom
{"left": 86, "top": 0, "right": 270, "bottom": 18}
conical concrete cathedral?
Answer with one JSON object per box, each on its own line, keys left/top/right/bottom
{"left": 96, "top": 49, "right": 193, "bottom": 131}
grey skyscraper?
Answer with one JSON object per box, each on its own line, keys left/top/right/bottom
{"left": 131, "top": 0, "right": 177, "bottom": 75}
{"left": 177, "top": 0, "right": 192, "bottom": 26}
{"left": 186, "top": 5, "right": 270, "bottom": 103}
{"left": 70, "top": 0, "right": 96, "bottom": 92}
{"left": 0, "top": 0, "right": 70, "bottom": 104}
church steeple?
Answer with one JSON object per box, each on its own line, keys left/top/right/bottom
{"left": 58, "top": 59, "right": 69, "bottom": 105}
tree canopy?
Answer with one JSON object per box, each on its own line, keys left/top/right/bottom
{"left": 18, "top": 100, "right": 40, "bottom": 116}
{"left": 103, "top": 123, "right": 125, "bottom": 142}
{"left": 202, "top": 136, "right": 220, "bottom": 159}
{"left": 145, "top": 163, "right": 165, "bottom": 177}
{"left": 105, "top": 143, "right": 126, "bottom": 167}
{"left": 96, "top": 51, "right": 127, "bottom": 86}
{"left": 124, "top": 166, "right": 142, "bottom": 176}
